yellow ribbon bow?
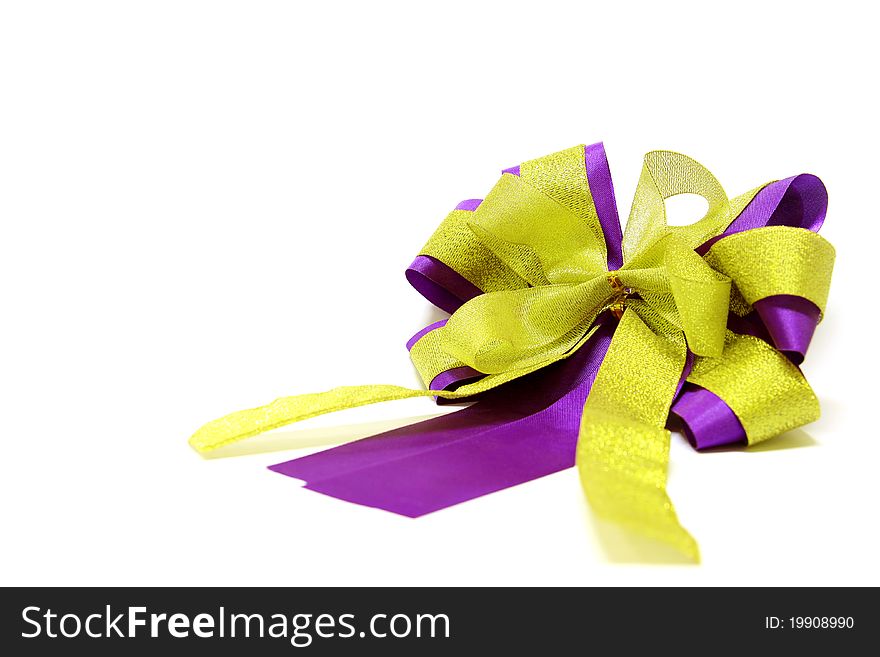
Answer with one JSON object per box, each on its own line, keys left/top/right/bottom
{"left": 190, "top": 145, "right": 834, "bottom": 561}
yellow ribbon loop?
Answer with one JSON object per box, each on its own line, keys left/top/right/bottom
{"left": 687, "top": 331, "right": 820, "bottom": 445}
{"left": 441, "top": 278, "right": 610, "bottom": 374}
{"left": 703, "top": 226, "right": 835, "bottom": 315}
{"left": 623, "top": 150, "right": 731, "bottom": 260}
{"left": 467, "top": 172, "right": 607, "bottom": 285}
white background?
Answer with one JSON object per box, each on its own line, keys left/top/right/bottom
{"left": 1, "top": 1, "right": 877, "bottom": 586}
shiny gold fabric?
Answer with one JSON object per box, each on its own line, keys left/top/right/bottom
{"left": 687, "top": 331, "right": 820, "bottom": 445}
{"left": 577, "top": 310, "right": 698, "bottom": 559}
{"left": 704, "top": 226, "right": 834, "bottom": 315}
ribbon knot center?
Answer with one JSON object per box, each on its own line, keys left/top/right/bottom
{"left": 606, "top": 271, "right": 633, "bottom": 319}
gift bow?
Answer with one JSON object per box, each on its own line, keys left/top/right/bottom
{"left": 190, "top": 143, "right": 833, "bottom": 561}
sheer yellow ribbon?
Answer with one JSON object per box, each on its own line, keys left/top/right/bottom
{"left": 189, "top": 146, "right": 834, "bottom": 561}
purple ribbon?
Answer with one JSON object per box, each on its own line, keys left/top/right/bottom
{"left": 270, "top": 143, "right": 829, "bottom": 513}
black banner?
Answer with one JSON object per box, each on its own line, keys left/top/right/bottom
{"left": 0, "top": 587, "right": 871, "bottom": 654}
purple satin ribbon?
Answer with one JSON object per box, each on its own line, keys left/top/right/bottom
{"left": 405, "top": 256, "right": 481, "bottom": 314}
{"left": 671, "top": 386, "right": 747, "bottom": 450}
{"left": 270, "top": 143, "right": 828, "bottom": 512}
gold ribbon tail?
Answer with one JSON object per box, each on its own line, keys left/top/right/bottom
{"left": 577, "top": 309, "right": 699, "bottom": 561}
